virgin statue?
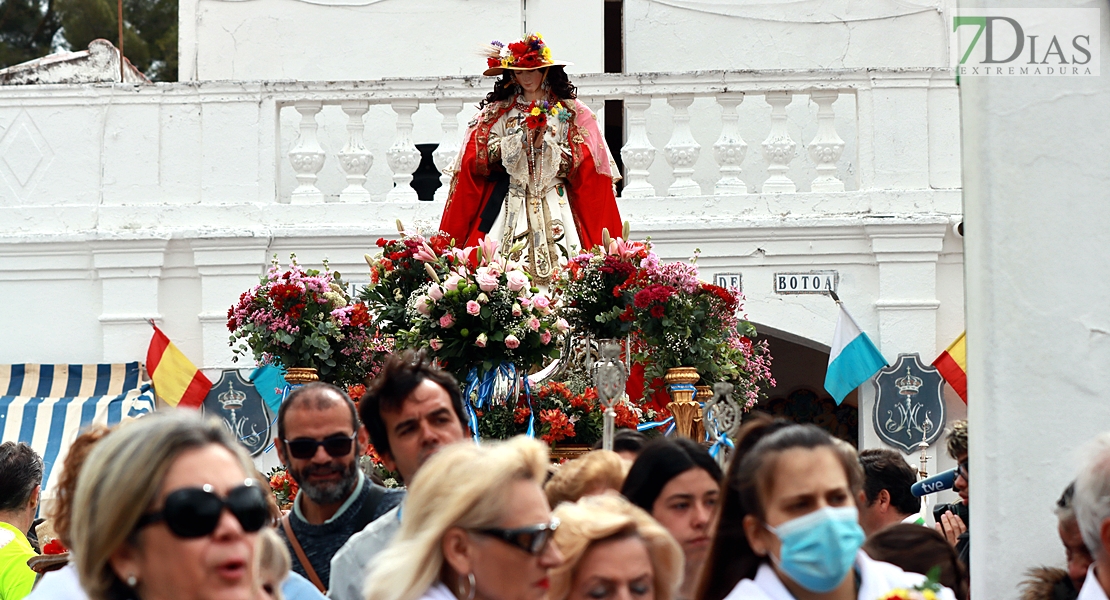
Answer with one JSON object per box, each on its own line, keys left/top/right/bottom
{"left": 439, "top": 33, "right": 623, "bottom": 284}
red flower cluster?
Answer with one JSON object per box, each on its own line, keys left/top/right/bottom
{"left": 268, "top": 283, "right": 306, "bottom": 319}
{"left": 702, "top": 284, "right": 739, "bottom": 311}
{"left": 508, "top": 40, "right": 544, "bottom": 68}
{"left": 598, "top": 255, "right": 636, "bottom": 278}
{"left": 524, "top": 113, "right": 547, "bottom": 130}
{"left": 347, "top": 383, "right": 366, "bottom": 400}
{"left": 514, "top": 407, "right": 532, "bottom": 424}
{"left": 349, "top": 303, "right": 371, "bottom": 327}
{"left": 633, "top": 284, "right": 677, "bottom": 309}
{"left": 614, "top": 403, "right": 639, "bottom": 429}
{"left": 539, "top": 409, "right": 575, "bottom": 444}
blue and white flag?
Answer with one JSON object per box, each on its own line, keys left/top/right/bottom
{"left": 824, "top": 305, "right": 888, "bottom": 404}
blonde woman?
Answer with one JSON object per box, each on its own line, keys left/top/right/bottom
{"left": 363, "top": 436, "right": 563, "bottom": 600}
{"left": 548, "top": 494, "right": 684, "bottom": 600}
{"left": 69, "top": 411, "right": 271, "bottom": 600}
{"left": 544, "top": 450, "right": 628, "bottom": 508}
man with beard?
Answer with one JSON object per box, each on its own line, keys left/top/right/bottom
{"left": 328, "top": 351, "right": 469, "bottom": 600}
{"left": 274, "top": 382, "right": 404, "bottom": 592}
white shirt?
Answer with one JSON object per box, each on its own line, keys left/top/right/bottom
{"left": 327, "top": 504, "right": 402, "bottom": 600}
{"left": 415, "top": 582, "right": 458, "bottom": 600}
{"left": 25, "top": 563, "right": 85, "bottom": 600}
{"left": 1078, "top": 565, "right": 1110, "bottom": 600}
{"left": 721, "top": 551, "right": 958, "bottom": 600}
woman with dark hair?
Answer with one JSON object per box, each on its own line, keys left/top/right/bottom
{"left": 621, "top": 438, "right": 723, "bottom": 600}
{"left": 439, "top": 33, "right": 622, "bottom": 285}
{"left": 863, "top": 525, "right": 968, "bottom": 600}
{"left": 696, "top": 414, "right": 957, "bottom": 600}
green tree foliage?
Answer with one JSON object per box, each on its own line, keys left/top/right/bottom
{"left": 0, "top": 0, "right": 61, "bottom": 68}
{"left": 0, "top": 0, "right": 177, "bottom": 81}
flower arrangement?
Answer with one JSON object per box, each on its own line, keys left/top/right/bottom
{"left": 524, "top": 100, "right": 570, "bottom": 130}
{"left": 620, "top": 252, "right": 774, "bottom": 408}
{"left": 557, "top": 237, "right": 652, "bottom": 340}
{"left": 361, "top": 443, "right": 401, "bottom": 488}
{"left": 361, "top": 230, "right": 457, "bottom": 336}
{"left": 474, "top": 381, "right": 644, "bottom": 445}
{"left": 485, "top": 33, "right": 553, "bottom": 71}
{"left": 227, "top": 256, "right": 383, "bottom": 387}
{"left": 875, "top": 569, "right": 943, "bottom": 600}
{"left": 267, "top": 466, "right": 298, "bottom": 509}
{"left": 396, "top": 237, "right": 563, "bottom": 383}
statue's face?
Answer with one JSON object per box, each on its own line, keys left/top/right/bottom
{"left": 513, "top": 69, "right": 545, "bottom": 95}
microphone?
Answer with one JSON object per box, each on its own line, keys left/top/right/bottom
{"left": 910, "top": 468, "right": 958, "bottom": 497}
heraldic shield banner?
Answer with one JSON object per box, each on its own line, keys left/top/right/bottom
{"left": 872, "top": 353, "right": 947, "bottom": 454}
{"left": 202, "top": 370, "right": 273, "bottom": 456}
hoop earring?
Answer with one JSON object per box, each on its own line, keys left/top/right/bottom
{"left": 458, "top": 572, "right": 476, "bottom": 600}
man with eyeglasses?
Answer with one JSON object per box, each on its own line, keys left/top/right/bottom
{"left": 274, "top": 382, "right": 405, "bottom": 593}
{"left": 329, "top": 351, "right": 470, "bottom": 600}
{"left": 934, "top": 419, "right": 970, "bottom": 575}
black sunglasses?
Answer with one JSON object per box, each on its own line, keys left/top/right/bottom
{"left": 474, "top": 517, "right": 560, "bottom": 555}
{"left": 135, "top": 480, "right": 269, "bottom": 538}
{"left": 958, "top": 460, "right": 969, "bottom": 481}
{"left": 282, "top": 433, "right": 356, "bottom": 460}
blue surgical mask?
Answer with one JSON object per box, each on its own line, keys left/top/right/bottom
{"left": 765, "top": 506, "right": 865, "bottom": 593}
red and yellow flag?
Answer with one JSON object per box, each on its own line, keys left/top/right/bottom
{"left": 932, "top": 331, "right": 967, "bottom": 403}
{"left": 146, "top": 325, "right": 212, "bottom": 408}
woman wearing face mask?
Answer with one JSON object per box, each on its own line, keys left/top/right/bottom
{"left": 363, "top": 436, "right": 563, "bottom": 600}
{"left": 621, "top": 438, "right": 722, "bottom": 600}
{"left": 439, "top": 33, "right": 622, "bottom": 285}
{"left": 548, "top": 493, "right": 684, "bottom": 600}
{"left": 696, "top": 415, "right": 958, "bottom": 600}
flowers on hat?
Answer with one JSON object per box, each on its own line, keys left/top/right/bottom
{"left": 486, "top": 33, "right": 553, "bottom": 71}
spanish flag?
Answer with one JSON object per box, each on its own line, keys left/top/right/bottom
{"left": 932, "top": 332, "right": 967, "bottom": 403}
{"left": 146, "top": 324, "right": 212, "bottom": 408}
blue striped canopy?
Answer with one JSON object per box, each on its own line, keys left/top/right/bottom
{"left": 0, "top": 363, "right": 156, "bottom": 496}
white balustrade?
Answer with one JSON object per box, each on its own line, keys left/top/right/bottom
{"left": 619, "top": 96, "right": 656, "bottom": 198}
{"left": 337, "top": 100, "right": 373, "bottom": 202}
{"left": 664, "top": 94, "right": 701, "bottom": 196}
{"left": 289, "top": 100, "right": 326, "bottom": 204}
{"left": 761, "top": 91, "right": 797, "bottom": 193}
{"left": 807, "top": 89, "right": 846, "bottom": 192}
{"left": 432, "top": 99, "right": 463, "bottom": 203}
{"left": 713, "top": 93, "right": 747, "bottom": 195}
{"left": 385, "top": 99, "right": 421, "bottom": 203}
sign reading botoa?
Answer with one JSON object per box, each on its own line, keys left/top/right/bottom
{"left": 774, "top": 271, "right": 838, "bottom": 294}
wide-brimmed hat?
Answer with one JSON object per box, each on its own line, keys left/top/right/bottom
{"left": 482, "top": 33, "right": 572, "bottom": 76}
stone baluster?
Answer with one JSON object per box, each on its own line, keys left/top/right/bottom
{"left": 713, "top": 92, "right": 747, "bottom": 195}
{"left": 337, "top": 100, "right": 373, "bottom": 202}
{"left": 386, "top": 99, "right": 421, "bottom": 202}
{"left": 432, "top": 99, "right": 463, "bottom": 203}
{"left": 664, "top": 94, "right": 700, "bottom": 196}
{"left": 761, "top": 91, "right": 797, "bottom": 193}
{"left": 583, "top": 96, "right": 605, "bottom": 126}
{"left": 289, "top": 101, "right": 326, "bottom": 204}
{"left": 619, "top": 96, "right": 655, "bottom": 198}
{"left": 807, "top": 89, "right": 846, "bottom": 192}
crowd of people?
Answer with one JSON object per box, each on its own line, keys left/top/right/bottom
{"left": 0, "top": 351, "right": 1104, "bottom": 600}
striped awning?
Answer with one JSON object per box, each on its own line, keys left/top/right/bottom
{"left": 0, "top": 363, "right": 156, "bottom": 495}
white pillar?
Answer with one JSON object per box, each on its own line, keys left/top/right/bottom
{"left": 713, "top": 92, "right": 747, "bottom": 195}
{"left": 289, "top": 101, "right": 326, "bottom": 204}
{"left": 432, "top": 98, "right": 463, "bottom": 203}
{"left": 385, "top": 99, "right": 421, "bottom": 203}
{"left": 337, "top": 100, "right": 373, "bottom": 203}
{"left": 664, "top": 94, "right": 701, "bottom": 196}
{"left": 620, "top": 96, "right": 656, "bottom": 198}
{"left": 190, "top": 238, "right": 270, "bottom": 368}
{"left": 807, "top": 89, "right": 846, "bottom": 193}
{"left": 93, "top": 240, "right": 168, "bottom": 363}
{"left": 761, "top": 91, "right": 797, "bottom": 193}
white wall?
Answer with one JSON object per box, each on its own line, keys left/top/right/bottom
{"left": 181, "top": 0, "right": 606, "bottom": 81}
{"left": 962, "top": 2, "right": 1110, "bottom": 596}
{"left": 624, "top": 0, "right": 954, "bottom": 72}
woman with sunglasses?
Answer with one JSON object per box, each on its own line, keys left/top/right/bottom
{"left": 364, "top": 436, "right": 563, "bottom": 600}
{"left": 70, "top": 411, "right": 272, "bottom": 600}
{"left": 548, "top": 493, "right": 684, "bottom": 600}
{"left": 695, "top": 415, "right": 958, "bottom": 600}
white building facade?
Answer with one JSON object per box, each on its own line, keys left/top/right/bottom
{"left": 1, "top": 0, "right": 965, "bottom": 500}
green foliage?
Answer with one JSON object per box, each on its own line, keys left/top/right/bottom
{"left": 0, "top": 0, "right": 60, "bottom": 67}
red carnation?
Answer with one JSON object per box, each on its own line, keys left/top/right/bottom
{"left": 650, "top": 305, "right": 665, "bottom": 318}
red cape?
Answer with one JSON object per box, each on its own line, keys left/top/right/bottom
{"left": 440, "top": 101, "right": 622, "bottom": 250}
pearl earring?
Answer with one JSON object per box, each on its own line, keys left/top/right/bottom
{"left": 126, "top": 575, "right": 137, "bottom": 587}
